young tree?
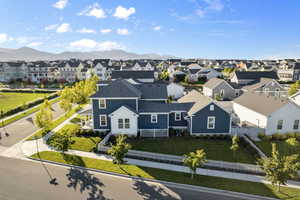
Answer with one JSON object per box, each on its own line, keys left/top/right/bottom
{"left": 285, "top": 137, "right": 299, "bottom": 154}
{"left": 230, "top": 135, "right": 240, "bottom": 162}
{"left": 34, "top": 100, "right": 53, "bottom": 131}
{"left": 47, "top": 129, "right": 74, "bottom": 153}
{"left": 288, "top": 81, "right": 300, "bottom": 96}
{"left": 108, "top": 135, "right": 131, "bottom": 165}
{"left": 183, "top": 149, "right": 207, "bottom": 179}
{"left": 258, "top": 143, "right": 300, "bottom": 191}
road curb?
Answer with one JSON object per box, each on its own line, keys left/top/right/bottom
{"left": 28, "top": 156, "right": 278, "bottom": 200}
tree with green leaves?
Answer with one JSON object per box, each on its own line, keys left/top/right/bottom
{"left": 183, "top": 149, "right": 207, "bottom": 179}
{"left": 159, "top": 70, "right": 170, "bottom": 81}
{"left": 34, "top": 100, "right": 53, "bottom": 131}
{"left": 288, "top": 81, "right": 300, "bottom": 96}
{"left": 108, "top": 135, "right": 131, "bottom": 165}
{"left": 258, "top": 143, "right": 300, "bottom": 191}
{"left": 47, "top": 129, "right": 74, "bottom": 153}
{"left": 230, "top": 135, "right": 240, "bottom": 162}
{"left": 285, "top": 137, "right": 299, "bottom": 154}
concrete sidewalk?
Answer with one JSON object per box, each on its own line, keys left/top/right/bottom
{"left": 19, "top": 136, "right": 300, "bottom": 190}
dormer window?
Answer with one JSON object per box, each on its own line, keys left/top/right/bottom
{"left": 99, "top": 99, "right": 106, "bottom": 109}
{"left": 151, "top": 114, "right": 158, "bottom": 123}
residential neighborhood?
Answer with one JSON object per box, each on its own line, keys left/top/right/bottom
{"left": 1, "top": 0, "right": 300, "bottom": 200}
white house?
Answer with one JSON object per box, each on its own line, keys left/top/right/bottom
{"left": 167, "top": 82, "right": 185, "bottom": 100}
{"left": 233, "top": 92, "right": 300, "bottom": 135}
{"left": 290, "top": 91, "right": 300, "bottom": 106}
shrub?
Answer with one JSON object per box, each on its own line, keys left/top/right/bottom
{"left": 271, "top": 133, "right": 281, "bottom": 140}
{"left": 258, "top": 132, "right": 266, "bottom": 140}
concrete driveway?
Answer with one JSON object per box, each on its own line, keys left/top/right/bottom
{"left": 0, "top": 102, "right": 64, "bottom": 147}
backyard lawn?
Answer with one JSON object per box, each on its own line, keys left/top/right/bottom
{"left": 256, "top": 140, "right": 300, "bottom": 161}
{"left": 31, "top": 151, "right": 300, "bottom": 200}
{"left": 128, "top": 137, "right": 256, "bottom": 164}
{"left": 0, "top": 92, "right": 48, "bottom": 113}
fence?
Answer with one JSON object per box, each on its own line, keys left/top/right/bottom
{"left": 98, "top": 145, "right": 264, "bottom": 175}
{"left": 140, "top": 129, "right": 169, "bottom": 138}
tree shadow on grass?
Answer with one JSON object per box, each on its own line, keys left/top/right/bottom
{"left": 62, "top": 153, "right": 86, "bottom": 167}
{"left": 66, "top": 167, "right": 111, "bottom": 200}
{"left": 133, "top": 179, "right": 179, "bottom": 200}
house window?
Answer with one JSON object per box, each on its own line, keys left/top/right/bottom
{"left": 125, "top": 118, "right": 130, "bottom": 129}
{"left": 220, "top": 89, "right": 225, "bottom": 97}
{"left": 118, "top": 119, "right": 123, "bottom": 129}
{"left": 99, "top": 99, "right": 106, "bottom": 109}
{"left": 293, "top": 120, "right": 299, "bottom": 130}
{"left": 207, "top": 116, "right": 215, "bottom": 129}
{"left": 99, "top": 115, "right": 107, "bottom": 126}
{"left": 175, "top": 112, "right": 181, "bottom": 121}
{"left": 151, "top": 114, "right": 158, "bottom": 123}
{"left": 235, "top": 91, "right": 239, "bottom": 97}
{"left": 210, "top": 105, "right": 214, "bottom": 111}
{"left": 277, "top": 120, "right": 283, "bottom": 130}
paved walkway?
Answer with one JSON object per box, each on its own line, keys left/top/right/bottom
{"left": 17, "top": 136, "right": 300, "bottom": 190}
{"left": 0, "top": 102, "right": 64, "bottom": 147}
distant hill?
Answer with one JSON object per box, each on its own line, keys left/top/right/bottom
{"left": 0, "top": 47, "right": 177, "bottom": 61}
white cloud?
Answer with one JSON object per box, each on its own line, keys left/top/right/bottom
{"left": 77, "top": 28, "right": 96, "bottom": 34}
{"left": 69, "top": 39, "right": 124, "bottom": 51}
{"left": 113, "top": 6, "right": 136, "bottom": 20}
{"left": 26, "top": 42, "right": 43, "bottom": 47}
{"left": 53, "top": 0, "right": 68, "bottom": 9}
{"left": 117, "top": 28, "right": 129, "bottom": 35}
{"left": 15, "top": 36, "right": 30, "bottom": 44}
{"left": 195, "top": 8, "right": 205, "bottom": 17}
{"left": 204, "top": 0, "right": 224, "bottom": 11}
{"left": 56, "top": 23, "right": 71, "bottom": 33}
{"left": 78, "top": 3, "right": 106, "bottom": 19}
{"left": 100, "top": 29, "right": 112, "bottom": 34}
{"left": 45, "top": 24, "right": 59, "bottom": 31}
{"left": 0, "top": 33, "right": 9, "bottom": 43}
{"left": 153, "top": 26, "right": 161, "bottom": 31}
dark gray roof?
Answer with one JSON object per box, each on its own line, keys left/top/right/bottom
{"left": 138, "top": 101, "right": 170, "bottom": 113}
{"left": 234, "top": 71, "right": 279, "bottom": 80}
{"left": 111, "top": 70, "right": 155, "bottom": 79}
{"left": 294, "top": 63, "right": 300, "bottom": 70}
{"left": 134, "top": 83, "right": 168, "bottom": 99}
{"left": 91, "top": 79, "right": 142, "bottom": 98}
{"left": 189, "top": 69, "right": 201, "bottom": 74}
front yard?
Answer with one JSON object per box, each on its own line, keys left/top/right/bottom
{"left": 0, "top": 92, "right": 48, "bottom": 113}
{"left": 127, "top": 137, "right": 256, "bottom": 164}
{"left": 31, "top": 151, "right": 300, "bottom": 200}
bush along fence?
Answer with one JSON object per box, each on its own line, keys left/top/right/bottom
{"left": 0, "top": 92, "right": 58, "bottom": 119}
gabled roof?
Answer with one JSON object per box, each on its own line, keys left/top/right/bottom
{"left": 138, "top": 101, "right": 170, "bottom": 113}
{"left": 178, "top": 90, "right": 219, "bottom": 115}
{"left": 203, "top": 78, "right": 232, "bottom": 89}
{"left": 111, "top": 70, "right": 155, "bottom": 79}
{"left": 242, "top": 78, "right": 282, "bottom": 91}
{"left": 233, "top": 92, "right": 288, "bottom": 116}
{"left": 110, "top": 105, "right": 138, "bottom": 115}
{"left": 234, "top": 71, "right": 279, "bottom": 80}
{"left": 91, "top": 79, "right": 142, "bottom": 98}
{"left": 134, "top": 83, "right": 168, "bottom": 100}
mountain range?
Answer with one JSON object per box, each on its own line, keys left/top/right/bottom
{"left": 0, "top": 47, "right": 177, "bottom": 61}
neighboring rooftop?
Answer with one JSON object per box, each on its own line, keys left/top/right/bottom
{"left": 234, "top": 71, "right": 279, "bottom": 80}
{"left": 111, "top": 70, "right": 155, "bottom": 79}
{"left": 233, "top": 92, "right": 288, "bottom": 116}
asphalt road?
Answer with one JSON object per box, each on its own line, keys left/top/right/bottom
{"left": 0, "top": 156, "right": 251, "bottom": 200}
{"left": 0, "top": 102, "right": 64, "bottom": 147}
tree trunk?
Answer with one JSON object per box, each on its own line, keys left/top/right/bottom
{"left": 277, "top": 184, "right": 280, "bottom": 192}
{"left": 191, "top": 172, "right": 194, "bottom": 179}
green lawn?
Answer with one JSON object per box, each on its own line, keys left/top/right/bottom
{"left": 0, "top": 97, "right": 60, "bottom": 127}
{"left": 31, "top": 151, "right": 300, "bottom": 200}
{"left": 256, "top": 140, "right": 300, "bottom": 161}
{"left": 128, "top": 137, "right": 256, "bottom": 164}
{"left": 0, "top": 92, "right": 48, "bottom": 113}
{"left": 52, "top": 124, "right": 102, "bottom": 152}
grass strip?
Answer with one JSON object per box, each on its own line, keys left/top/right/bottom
{"left": 31, "top": 151, "right": 300, "bottom": 200}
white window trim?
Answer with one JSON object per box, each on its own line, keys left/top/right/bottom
{"left": 151, "top": 114, "right": 158, "bottom": 123}
{"left": 125, "top": 118, "right": 130, "bottom": 129}
{"left": 207, "top": 116, "right": 215, "bottom": 129}
{"left": 293, "top": 120, "right": 299, "bottom": 130}
{"left": 277, "top": 120, "right": 283, "bottom": 130}
{"left": 99, "top": 115, "right": 107, "bottom": 127}
{"left": 175, "top": 112, "right": 181, "bottom": 121}
{"left": 210, "top": 105, "right": 214, "bottom": 111}
{"left": 118, "top": 118, "right": 124, "bottom": 129}
{"left": 99, "top": 99, "right": 106, "bottom": 109}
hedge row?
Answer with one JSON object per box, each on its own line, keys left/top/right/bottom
{"left": 258, "top": 132, "right": 300, "bottom": 141}
{"left": 1, "top": 93, "right": 59, "bottom": 119}
{"left": 0, "top": 89, "right": 56, "bottom": 93}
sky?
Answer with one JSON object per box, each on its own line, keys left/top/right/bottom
{"left": 0, "top": 0, "right": 300, "bottom": 59}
